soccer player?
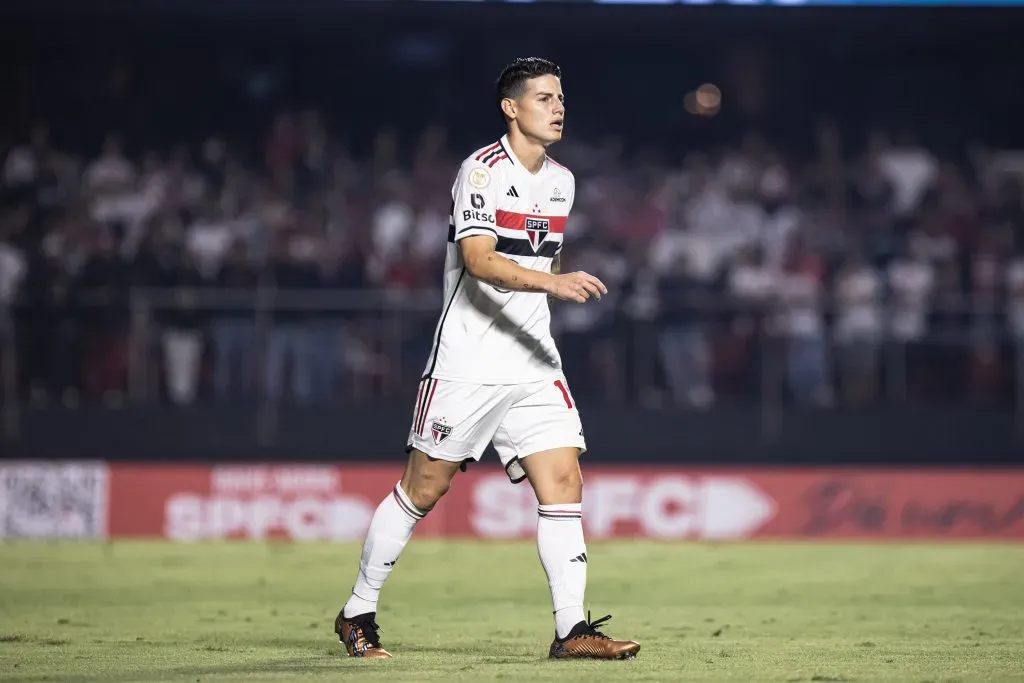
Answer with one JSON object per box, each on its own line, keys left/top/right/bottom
{"left": 335, "top": 57, "right": 641, "bottom": 661}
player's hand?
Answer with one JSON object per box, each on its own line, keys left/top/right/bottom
{"left": 546, "top": 271, "right": 608, "bottom": 303}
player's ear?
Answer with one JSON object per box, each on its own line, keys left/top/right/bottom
{"left": 500, "top": 97, "right": 517, "bottom": 121}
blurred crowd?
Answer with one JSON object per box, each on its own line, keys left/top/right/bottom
{"left": 2, "top": 59, "right": 1024, "bottom": 411}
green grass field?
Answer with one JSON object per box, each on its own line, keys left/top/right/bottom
{"left": 1, "top": 541, "right": 1022, "bottom": 682}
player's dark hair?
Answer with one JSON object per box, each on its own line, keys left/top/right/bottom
{"left": 496, "top": 57, "right": 562, "bottom": 121}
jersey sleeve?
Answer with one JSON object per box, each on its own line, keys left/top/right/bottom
{"left": 451, "top": 160, "right": 500, "bottom": 242}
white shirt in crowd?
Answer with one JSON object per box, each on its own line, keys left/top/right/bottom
{"left": 887, "top": 259, "right": 934, "bottom": 340}
{"left": 727, "top": 261, "right": 776, "bottom": 335}
{"left": 876, "top": 146, "right": 937, "bottom": 216}
{"left": 729, "top": 263, "right": 776, "bottom": 303}
{"left": 411, "top": 205, "right": 449, "bottom": 261}
{"left": 85, "top": 153, "right": 135, "bottom": 194}
{"left": 649, "top": 230, "right": 721, "bottom": 283}
{"left": 674, "top": 161, "right": 802, "bottom": 278}
{"left": 834, "top": 266, "right": 883, "bottom": 342}
{"left": 761, "top": 206, "right": 802, "bottom": 269}
{"left": 372, "top": 200, "right": 415, "bottom": 260}
{"left": 187, "top": 220, "right": 237, "bottom": 278}
{"left": 775, "top": 271, "right": 823, "bottom": 338}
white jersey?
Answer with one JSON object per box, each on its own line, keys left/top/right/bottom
{"left": 421, "top": 134, "right": 575, "bottom": 384}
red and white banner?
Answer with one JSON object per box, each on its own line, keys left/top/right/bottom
{"left": 4, "top": 462, "right": 1024, "bottom": 541}
{"left": 107, "top": 464, "right": 1024, "bottom": 541}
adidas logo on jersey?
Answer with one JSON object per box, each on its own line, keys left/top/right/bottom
{"left": 507, "top": 186, "right": 520, "bottom": 198}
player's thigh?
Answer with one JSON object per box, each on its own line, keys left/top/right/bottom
{"left": 492, "top": 377, "right": 587, "bottom": 492}
{"left": 407, "top": 377, "right": 512, "bottom": 465}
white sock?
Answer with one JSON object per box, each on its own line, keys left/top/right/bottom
{"left": 537, "top": 503, "right": 587, "bottom": 639}
{"left": 343, "top": 481, "right": 425, "bottom": 618}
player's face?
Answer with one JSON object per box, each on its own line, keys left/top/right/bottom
{"left": 513, "top": 75, "right": 565, "bottom": 145}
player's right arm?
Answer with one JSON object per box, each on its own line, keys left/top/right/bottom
{"left": 451, "top": 160, "right": 606, "bottom": 304}
{"left": 461, "top": 236, "right": 604, "bottom": 303}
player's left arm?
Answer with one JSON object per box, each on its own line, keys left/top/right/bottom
{"left": 547, "top": 254, "right": 561, "bottom": 305}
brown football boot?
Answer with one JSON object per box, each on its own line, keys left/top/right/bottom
{"left": 548, "top": 611, "right": 640, "bottom": 660}
{"left": 335, "top": 609, "right": 393, "bottom": 659}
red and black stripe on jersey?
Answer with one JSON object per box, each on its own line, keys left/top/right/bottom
{"left": 448, "top": 209, "right": 564, "bottom": 259}
{"left": 447, "top": 224, "right": 559, "bottom": 259}
{"left": 475, "top": 140, "right": 508, "bottom": 168}
{"left": 494, "top": 211, "right": 567, "bottom": 233}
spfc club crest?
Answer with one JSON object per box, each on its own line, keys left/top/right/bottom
{"left": 431, "top": 419, "right": 452, "bottom": 445}
{"left": 525, "top": 217, "right": 550, "bottom": 252}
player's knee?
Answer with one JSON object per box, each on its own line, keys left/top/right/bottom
{"left": 402, "top": 471, "right": 452, "bottom": 511}
{"left": 402, "top": 449, "right": 460, "bottom": 511}
{"left": 557, "top": 464, "right": 581, "bottom": 497}
{"left": 405, "top": 479, "right": 450, "bottom": 511}
{"left": 548, "top": 463, "right": 582, "bottom": 501}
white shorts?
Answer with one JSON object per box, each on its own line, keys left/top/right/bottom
{"left": 406, "top": 376, "right": 587, "bottom": 475}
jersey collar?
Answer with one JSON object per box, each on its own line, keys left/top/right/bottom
{"left": 499, "top": 135, "right": 519, "bottom": 169}
{"left": 500, "top": 134, "right": 548, "bottom": 176}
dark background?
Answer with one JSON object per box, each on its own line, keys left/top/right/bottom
{"left": 1, "top": 1, "right": 1023, "bottom": 465}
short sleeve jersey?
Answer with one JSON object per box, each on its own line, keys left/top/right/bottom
{"left": 420, "top": 134, "right": 576, "bottom": 384}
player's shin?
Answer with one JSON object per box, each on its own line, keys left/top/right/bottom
{"left": 537, "top": 503, "right": 587, "bottom": 639}
{"left": 343, "top": 482, "right": 426, "bottom": 618}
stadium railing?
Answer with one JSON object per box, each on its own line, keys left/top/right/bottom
{"left": 2, "top": 286, "right": 1022, "bottom": 445}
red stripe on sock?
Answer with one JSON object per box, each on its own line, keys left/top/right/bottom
{"left": 393, "top": 487, "right": 423, "bottom": 519}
